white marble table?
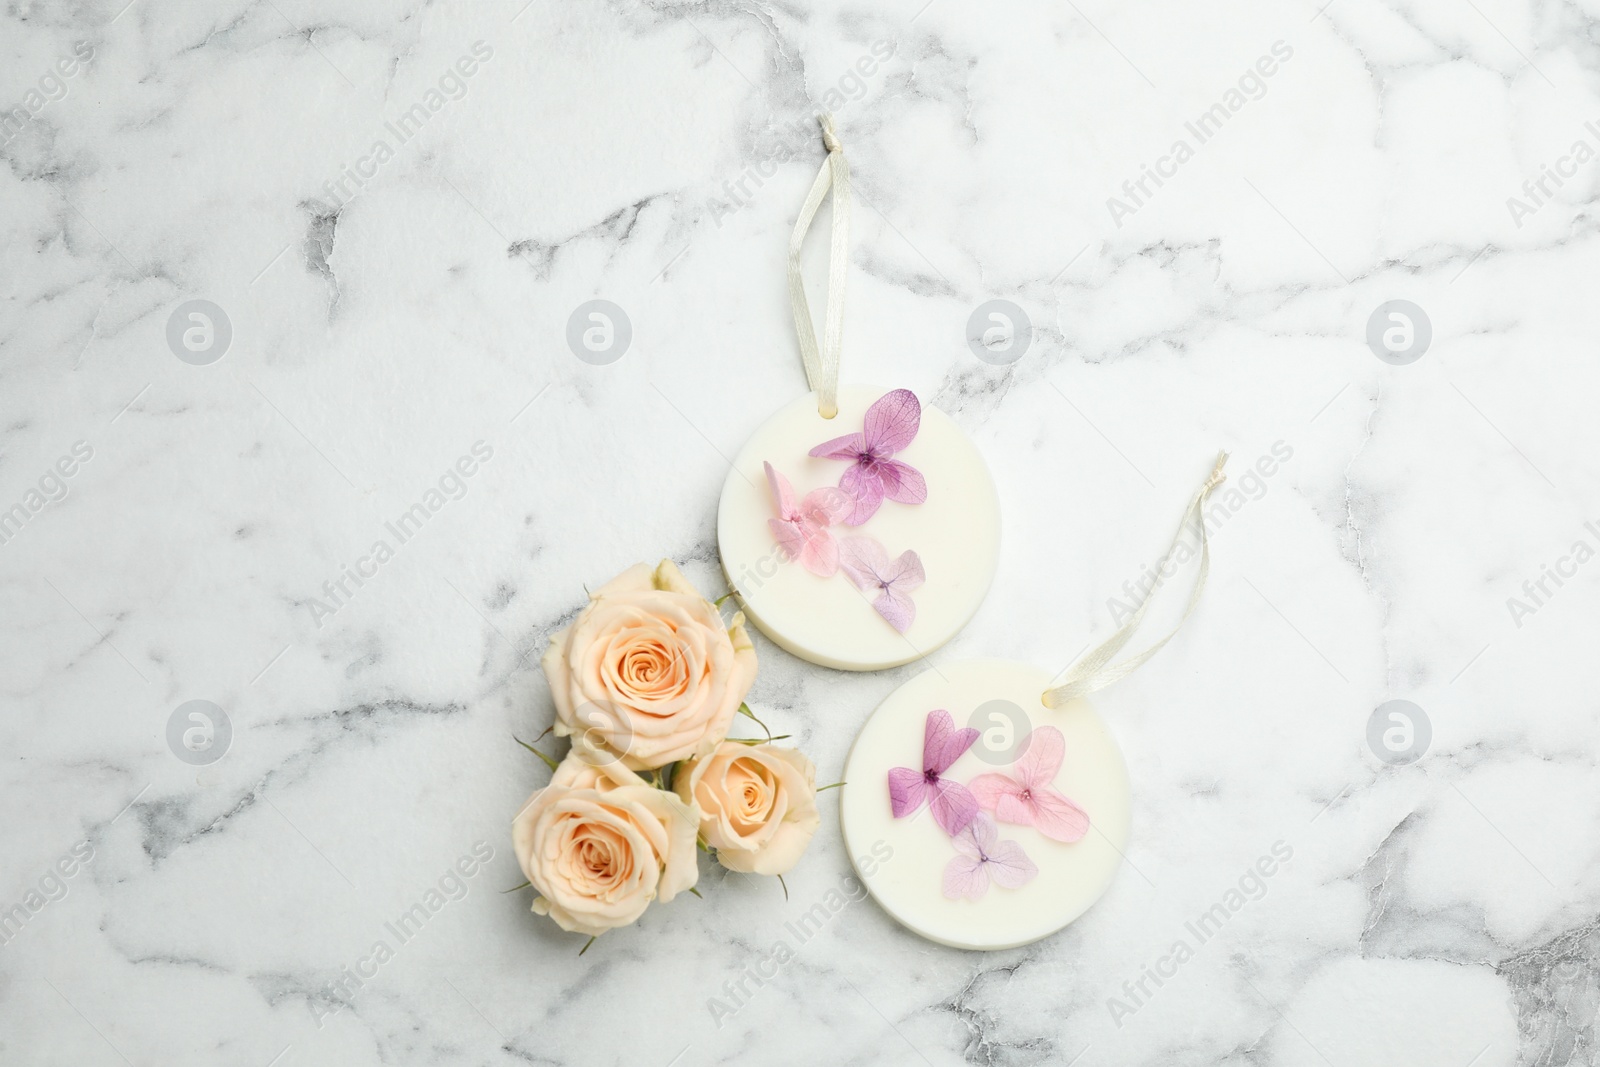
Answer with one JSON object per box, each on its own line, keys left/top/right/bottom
{"left": 2, "top": 0, "right": 1595, "bottom": 1064}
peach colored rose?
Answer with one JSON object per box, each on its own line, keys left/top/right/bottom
{"left": 542, "top": 560, "right": 757, "bottom": 770}
{"left": 675, "top": 741, "right": 819, "bottom": 875}
{"left": 512, "top": 755, "right": 699, "bottom": 937}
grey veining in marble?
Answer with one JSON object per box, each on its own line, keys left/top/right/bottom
{"left": 2, "top": 0, "right": 1597, "bottom": 1064}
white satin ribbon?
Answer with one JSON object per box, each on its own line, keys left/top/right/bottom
{"left": 1043, "top": 452, "right": 1230, "bottom": 708}
{"left": 788, "top": 114, "right": 849, "bottom": 419}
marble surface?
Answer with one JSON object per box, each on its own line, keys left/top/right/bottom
{"left": 2, "top": 0, "right": 1597, "bottom": 1064}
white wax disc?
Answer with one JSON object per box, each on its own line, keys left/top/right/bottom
{"left": 839, "top": 659, "right": 1131, "bottom": 950}
{"left": 716, "top": 386, "right": 1000, "bottom": 671}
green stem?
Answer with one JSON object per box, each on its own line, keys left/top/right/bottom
{"left": 514, "top": 736, "right": 559, "bottom": 772}
{"left": 815, "top": 781, "right": 845, "bottom": 792}
{"left": 777, "top": 873, "right": 788, "bottom": 901}
{"left": 579, "top": 935, "right": 597, "bottom": 956}
{"left": 736, "top": 703, "right": 773, "bottom": 742}
{"left": 500, "top": 880, "right": 532, "bottom": 894}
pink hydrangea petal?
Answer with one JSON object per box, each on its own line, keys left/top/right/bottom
{"left": 763, "top": 461, "right": 797, "bottom": 520}
{"left": 942, "top": 854, "right": 990, "bottom": 900}
{"left": 968, "top": 773, "right": 1025, "bottom": 813}
{"left": 769, "top": 517, "right": 807, "bottom": 562}
{"left": 990, "top": 790, "right": 1037, "bottom": 827}
{"left": 798, "top": 526, "right": 839, "bottom": 576}
{"left": 877, "top": 459, "right": 927, "bottom": 506}
{"left": 1029, "top": 790, "right": 1091, "bottom": 843}
{"left": 887, "top": 766, "right": 927, "bottom": 818}
{"left": 862, "top": 389, "right": 921, "bottom": 454}
{"left": 930, "top": 779, "right": 978, "bottom": 835}
{"left": 982, "top": 840, "right": 1038, "bottom": 889}
{"left": 801, "top": 485, "right": 853, "bottom": 526}
{"left": 1014, "top": 725, "right": 1064, "bottom": 788}
{"left": 809, "top": 432, "right": 865, "bottom": 460}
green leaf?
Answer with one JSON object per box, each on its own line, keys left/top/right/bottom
{"left": 688, "top": 886, "right": 703, "bottom": 899}
{"left": 514, "top": 735, "right": 559, "bottom": 772}
{"left": 714, "top": 591, "right": 737, "bottom": 607}
{"left": 500, "top": 881, "right": 532, "bottom": 894}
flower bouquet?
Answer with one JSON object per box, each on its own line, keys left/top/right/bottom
{"left": 510, "top": 560, "right": 821, "bottom": 947}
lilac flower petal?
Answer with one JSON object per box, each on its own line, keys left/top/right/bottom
{"left": 983, "top": 839, "right": 1039, "bottom": 889}
{"left": 949, "top": 817, "right": 985, "bottom": 860}
{"left": 943, "top": 854, "right": 990, "bottom": 900}
{"left": 838, "top": 536, "right": 890, "bottom": 592}
{"left": 839, "top": 464, "right": 885, "bottom": 525}
{"left": 927, "top": 715, "right": 977, "bottom": 774}
{"left": 862, "top": 389, "right": 921, "bottom": 454}
{"left": 809, "top": 432, "right": 865, "bottom": 460}
{"left": 877, "top": 459, "right": 927, "bottom": 506}
{"left": 873, "top": 586, "right": 916, "bottom": 632}
{"left": 923, "top": 710, "right": 957, "bottom": 770}
{"left": 887, "top": 766, "right": 928, "bottom": 818}
{"left": 930, "top": 779, "right": 979, "bottom": 835}
{"left": 943, "top": 855, "right": 989, "bottom": 900}
{"left": 966, "top": 812, "right": 999, "bottom": 852}
{"left": 880, "top": 549, "right": 926, "bottom": 592}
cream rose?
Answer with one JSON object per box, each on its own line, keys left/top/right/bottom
{"left": 542, "top": 560, "right": 757, "bottom": 770}
{"left": 675, "top": 741, "right": 820, "bottom": 875}
{"left": 511, "top": 754, "right": 699, "bottom": 937}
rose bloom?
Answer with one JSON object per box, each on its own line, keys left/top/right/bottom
{"left": 675, "top": 741, "right": 820, "bottom": 875}
{"left": 542, "top": 560, "right": 757, "bottom": 770}
{"left": 512, "top": 755, "right": 699, "bottom": 937}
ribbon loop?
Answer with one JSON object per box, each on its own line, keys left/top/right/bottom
{"left": 1042, "top": 451, "right": 1229, "bottom": 708}
{"left": 788, "top": 114, "right": 849, "bottom": 419}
